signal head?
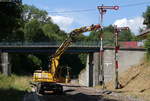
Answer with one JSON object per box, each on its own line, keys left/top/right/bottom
{"left": 114, "top": 6, "right": 119, "bottom": 10}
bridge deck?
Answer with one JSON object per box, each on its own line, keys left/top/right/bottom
{"left": 0, "top": 44, "right": 146, "bottom": 53}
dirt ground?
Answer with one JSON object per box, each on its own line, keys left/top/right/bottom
{"left": 23, "top": 84, "right": 143, "bottom": 101}
{"left": 23, "top": 62, "right": 150, "bottom": 101}
{"left": 104, "top": 62, "right": 150, "bottom": 101}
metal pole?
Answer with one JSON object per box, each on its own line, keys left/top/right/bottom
{"left": 98, "top": 5, "right": 105, "bottom": 87}
{"left": 114, "top": 28, "right": 120, "bottom": 89}
{"left": 114, "top": 26, "right": 129, "bottom": 89}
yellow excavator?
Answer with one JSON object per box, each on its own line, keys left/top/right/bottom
{"left": 32, "top": 24, "right": 101, "bottom": 94}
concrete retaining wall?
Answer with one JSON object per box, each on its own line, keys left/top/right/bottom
{"left": 79, "top": 50, "right": 146, "bottom": 87}
{"left": 78, "top": 53, "right": 94, "bottom": 87}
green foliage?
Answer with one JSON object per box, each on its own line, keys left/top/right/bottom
{"left": 60, "top": 54, "right": 85, "bottom": 77}
{"left": 0, "top": 74, "right": 31, "bottom": 101}
{"left": 88, "top": 31, "right": 99, "bottom": 41}
{"left": 143, "top": 6, "right": 150, "bottom": 60}
{"left": 78, "top": 54, "right": 87, "bottom": 65}
{"left": 24, "top": 19, "right": 40, "bottom": 41}
{"left": 144, "top": 35, "right": 150, "bottom": 60}
{"left": 42, "top": 23, "right": 66, "bottom": 41}
{"left": 2, "top": 4, "right": 68, "bottom": 75}
{"left": 11, "top": 54, "right": 38, "bottom": 74}
{"left": 87, "top": 25, "right": 114, "bottom": 45}
{"left": 23, "top": 5, "right": 67, "bottom": 42}
{"left": 0, "top": 2, "right": 23, "bottom": 42}
{"left": 88, "top": 25, "right": 135, "bottom": 43}
{"left": 28, "top": 55, "right": 42, "bottom": 66}
{"left": 119, "top": 30, "right": 135, "bottom": 41}
{"left": 0, "top": 74, "right": 31, "bottom": 90}
{"left": 22, "top": 4, "right": 48, "bottom": 22}
{"left": 143, "top": 6, "right": 150, "bottom": 28}
{"left": 24, "top": 19, "right": 50, "bottom": 42}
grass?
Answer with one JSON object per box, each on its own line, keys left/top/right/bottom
{"left": 0, "top": 74, "right": 32, "bottom": 101}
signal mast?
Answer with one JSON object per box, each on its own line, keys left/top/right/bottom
{"left": 114, "top": 26, "right": 129, "bottom": 89}
{"left": 97, "top": 4, "right": 119, "bottom": 88}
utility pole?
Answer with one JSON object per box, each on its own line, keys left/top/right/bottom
{"left": 114, "top": 26, "right": 129, "bottom": 89}
{"left": 97, "top": 5, "right": 119, "bottom": 88}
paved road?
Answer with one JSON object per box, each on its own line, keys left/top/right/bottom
{"left": 23, "top": 84, "right": 142, "bottom": 101}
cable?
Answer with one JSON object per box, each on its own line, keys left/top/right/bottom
{"left": 47, "top": 9, "right": 96, "bottom": 14}
{"left": 121, "top": 1, "right": 150, "bottom": 8}
{"left": 47, "top": 1, "right": 150, "bottom": 14}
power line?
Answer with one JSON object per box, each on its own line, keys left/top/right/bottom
{"left": 121, "top": 1, "right": 150, "bottom": 7}
{"left": 47, "top": 1, "right": 150, "bottom": 14}
{"left": 47, "top": 9, "right": 96, "bottom": 14}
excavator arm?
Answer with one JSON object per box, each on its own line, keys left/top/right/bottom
{"left": 50, "top": 24, "right": 101, "bottom": 77}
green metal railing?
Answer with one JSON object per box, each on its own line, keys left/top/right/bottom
{"left": 0, "top": 41, "right": 114, "bottom": 47}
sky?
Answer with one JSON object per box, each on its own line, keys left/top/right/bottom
{"left": 23, "top": 0, "right": 150, "bottom": 35}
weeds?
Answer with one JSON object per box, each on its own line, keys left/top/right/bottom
{"left": 0, "top": 74, "right": 31, "bottom": 101}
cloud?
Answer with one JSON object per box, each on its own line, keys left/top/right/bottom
{"left": 113, "top": 17, "right": 146, "bottom": 34}
{"left": 49, "top": 8, "right": 95, "bottom": 31}
{"left": 50, "top": 15, "right": 74, "bottom": 32}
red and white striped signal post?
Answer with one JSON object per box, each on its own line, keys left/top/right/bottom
{"left": 114, "top": 26, "right": 129, "bottom": 89}
{"left": 97, "top": 5, "right": 119, "bottom": 88}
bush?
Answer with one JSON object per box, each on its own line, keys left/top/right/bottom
{"left": 144, "top": 35, "right": 150, "bottom": 60}
{"left": 0, "top": 74, "right": 31, "bottom": 101}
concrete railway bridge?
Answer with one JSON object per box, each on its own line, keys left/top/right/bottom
{"left": 0, "top": 42, "right": 146, "bottom": 87}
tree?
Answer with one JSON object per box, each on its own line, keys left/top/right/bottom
{"left": 24, "top": 19, "right": 50, "bottom": 42}
{"left": 42, "top": 23, "right": 66, "bottom": 41}
{"left": 87, "top": 25, "right": 114, "bottom": 45}
{"left": 0, "top": 2, "right": 23, "bottom": 42}
{"left": 144, "top": 35, "right": 150, "bottom": 60}
{"left": 23, "top": 5, "right": 67, "bottom": 42}
{"left": 143, "top": 6, "right": 150, "bottom": 60}
{"left": 119, "top": 30, "right": 135, "bottom": 41}
{"left": 143, "top": 6, "right": 150, "bottom": 28}
{"left": 22, "top": 4, "right": 48, "bottom": 22}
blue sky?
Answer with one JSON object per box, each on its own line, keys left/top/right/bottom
{"left": 23, "top": 0, "right": 150, "bottom": 34}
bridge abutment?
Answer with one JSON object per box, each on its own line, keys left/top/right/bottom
{"left": 79, "top": 49, "right": 146, "bottom": 87}
{"left": 79, "top": 53, "right": 94, "bottom": 87}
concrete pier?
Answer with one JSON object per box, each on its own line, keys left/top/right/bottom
{"left": 1, "top": 52, "right": 11, "bottom": 76}
{"left": 79, "top": 53, "right": 94, "bottom": 87}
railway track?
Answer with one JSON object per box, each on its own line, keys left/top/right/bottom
{"left": 23, "top": 84, "right": 142, "bottom": 101}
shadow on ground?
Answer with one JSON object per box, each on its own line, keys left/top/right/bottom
{"left": 0, "top": 88, "right": 25, "bottom": 101}
{"left": 34, "top": 92, "right": 119, "bottom": 101}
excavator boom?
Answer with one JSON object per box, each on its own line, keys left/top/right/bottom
{"left": 50, "top": 24, "right": 101, "bottom": 77}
